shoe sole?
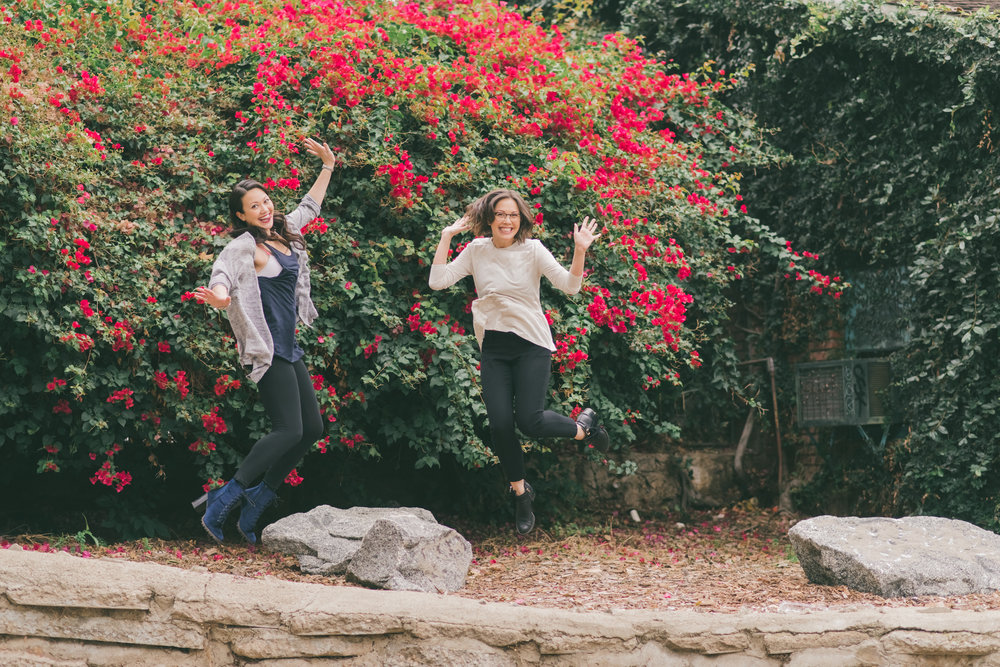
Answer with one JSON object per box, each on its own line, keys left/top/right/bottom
{"left": 201, "top": 517, "right": 224, "bottom": 544}
{"left": 591, "top": 426, "right": 610, "bottom": 455}
{"left": 577, "top": 409, "right": 611, "bottom": 454}
{"left": 237, "top": 526, "right": 258, "bottom": 545}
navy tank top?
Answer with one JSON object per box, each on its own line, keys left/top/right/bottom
{"left": 257, "top": 245, "right": 304, "bottom": 363}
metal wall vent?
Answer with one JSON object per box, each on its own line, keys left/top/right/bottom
{"left": 795, "top": 359, "right": 891, "bottom": 427}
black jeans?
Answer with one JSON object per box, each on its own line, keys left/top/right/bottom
{"left": 480, "top": 330, "right": 577, "bottom": 482}
{"left": 234, "top": 357, "right": 323, "bottom": 489}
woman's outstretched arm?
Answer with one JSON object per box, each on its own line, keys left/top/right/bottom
{"left": 432, "top": 216, "right": 471, "bottom": 265}
{"left": 194, "top": 284, "right": 231, "bottom": 309}
{"left": 429, "top": 216, "right": 473, "bottom": 290}
{"left": 303, "top": 137, "right": 337, "bottom": 205}
{"left": 568, "top": 216, "right": 600, "bottom": 277}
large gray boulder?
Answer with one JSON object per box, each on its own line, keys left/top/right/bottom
{"left": 261, "top": 505, "right": 437, "bottom": 576}
{"left": 346, "top": 514, "right": 473, "bottom": 593}
{"left": 261, "top": 505, "right": 472, "bottom": 593}
{"left": 789, "top": 515, "right": 1000, "bottom": 597}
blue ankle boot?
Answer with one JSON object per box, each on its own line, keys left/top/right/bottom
{"left": 237, "top": 481, "right": 278, "bottom": 545}
{"left": 201, "top": 479, "right": 245, "bottom": 543}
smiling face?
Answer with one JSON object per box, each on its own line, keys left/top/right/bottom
{"left": 489, "top": 197, "right": 521, "bottom": 248}
{"left": 237, "top": 187, "right": 275, "bottom": 232}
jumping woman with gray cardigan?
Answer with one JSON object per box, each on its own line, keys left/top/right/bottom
{"left": 429, "top": 189, "right": 610, "bottom": 535}
{"left": 193, "top": 137, "right": 336, "bottom": 544}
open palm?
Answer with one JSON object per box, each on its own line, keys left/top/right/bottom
{"left": 573, "top": 216, "right": 601, "bottom": 251}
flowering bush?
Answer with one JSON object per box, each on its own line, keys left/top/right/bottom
{"left": 0, "top": 0, "right": 835, "bottom": 529}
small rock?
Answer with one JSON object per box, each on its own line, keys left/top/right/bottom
{"left": 261, "top": 505, "right": 437, "bottom": 575}
{"left": 346, "top": 515, "right": 472, "bottom": 593}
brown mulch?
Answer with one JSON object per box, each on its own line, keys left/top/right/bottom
{"left": 7, "top": 503, "right": 1000, "bottom": 614}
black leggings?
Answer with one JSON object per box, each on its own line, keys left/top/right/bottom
{"left": 480, "top": 330, "right": 578, "bottom": 482}
{"left": 234, "top": 357, "right": 323, "bottom": 489}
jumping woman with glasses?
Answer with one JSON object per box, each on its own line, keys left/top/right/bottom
{"left": 429, "top": 189, "right": 610, "bottom": 535}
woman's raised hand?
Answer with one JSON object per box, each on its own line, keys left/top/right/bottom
{"left": 303, "top": 137, "right": 336, "bottom": 170}
{"left": 573, "top": 216, "right": 601, "bottom": 251}
{"left": 194, "top": 285, "right": 231, "bottom": 310}
{"left": 442, "top": 215, "right": 471, "bottom": 238}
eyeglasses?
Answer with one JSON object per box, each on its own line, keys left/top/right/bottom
{"left": 493, "top": 212, "right": 520, "bottom": 221}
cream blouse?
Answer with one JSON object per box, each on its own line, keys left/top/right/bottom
{"left": 428, "top": 237, "right": 582, "bottom": 351}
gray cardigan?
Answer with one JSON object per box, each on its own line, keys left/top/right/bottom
{"left": 209, "top": 195, "right": 321, "bottom": 382}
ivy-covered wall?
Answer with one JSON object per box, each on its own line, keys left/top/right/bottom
{"left": 620, "top": 0, "right": 1000, "bottom": 528}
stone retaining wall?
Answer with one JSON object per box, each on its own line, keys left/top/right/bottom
{"left": 3, "top": 547, "right": 1000, "bottom": 665}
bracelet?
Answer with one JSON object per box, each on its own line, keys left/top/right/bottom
{"left": 321, "top": 164, "right": 334, "bottom": 172}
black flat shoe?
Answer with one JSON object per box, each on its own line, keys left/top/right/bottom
{"left": 514, "top": 481, "right": 536, "bottom": 535}
{"left": 576, "top": 408, "right": 610, "bottom": 454}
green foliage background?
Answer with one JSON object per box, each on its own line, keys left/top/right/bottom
{"left": 0, "top": 0, "right": 839, "bottom": 537}
{"left": 620, "top": 0, "right": 1000, "bottom": 528}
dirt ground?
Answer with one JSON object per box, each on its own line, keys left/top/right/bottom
{"left": 7, "top": 503, "right": 1000, "bottom": 614}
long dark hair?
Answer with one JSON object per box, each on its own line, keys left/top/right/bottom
{"left": 227, "top": 179, "right": 306, "bottom": 250}
{"left": 466, "top": 189, "right": 534, "bottom": 243}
